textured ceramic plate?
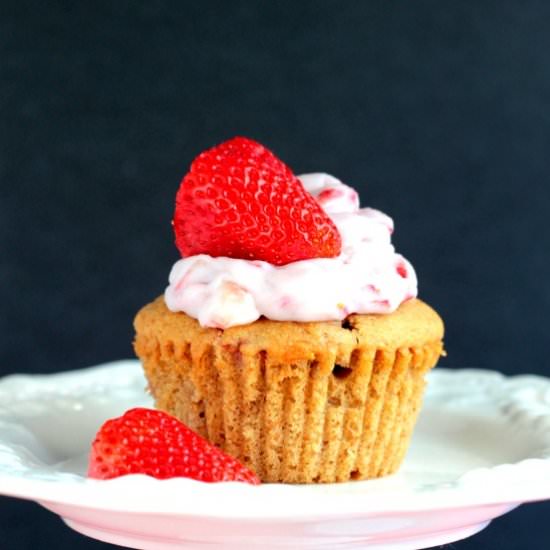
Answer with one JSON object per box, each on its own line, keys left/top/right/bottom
{"left": 1, "top": 361, "right": 550, "bottom": 550}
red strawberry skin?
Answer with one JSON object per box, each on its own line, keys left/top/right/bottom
{"left": 87, "top": 408, "right": 260, "bottom": 484}
{"left": 173, "top": 137, "right": 342, "bottom": 266}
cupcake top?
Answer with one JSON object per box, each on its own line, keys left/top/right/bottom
{"left": 165, "top": 138, "right": 417, "bottom": 329}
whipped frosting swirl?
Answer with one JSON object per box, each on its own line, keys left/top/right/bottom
{"left": 165, "top": 173, "right": 417, "bottom": 328}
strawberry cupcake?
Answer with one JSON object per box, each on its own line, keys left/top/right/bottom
{"left": 134, "top": 137, "right": 444, "bottom": 483}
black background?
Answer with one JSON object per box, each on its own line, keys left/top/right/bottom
{"left": 2, "top": 1, "right": 550, "bottom": 548}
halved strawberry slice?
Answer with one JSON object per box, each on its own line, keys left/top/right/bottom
{"left": 88, "top": 408, "right": 260, "bottom": 484}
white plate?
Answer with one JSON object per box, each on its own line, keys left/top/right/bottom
{"left": 1, "top": 361, "right": 550, "bottom": 550}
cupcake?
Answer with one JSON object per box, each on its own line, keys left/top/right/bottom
{"left": 134, "top": 137, "right": 444, "bottom": 483}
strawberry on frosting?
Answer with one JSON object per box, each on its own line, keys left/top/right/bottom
{"left": 173, "top": 137, "right": 342, "bottom": 266}
{"left": 166, "top": 137, "right": 418, "bottom": 329}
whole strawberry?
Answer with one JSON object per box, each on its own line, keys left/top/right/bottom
{"left": 87, "top": 408, "right": 260, "bottom": 484}
{"left": 173, "top": 136, "right": 342, "bottom": 265}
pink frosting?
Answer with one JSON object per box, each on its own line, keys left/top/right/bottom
{"left": 165, "top": 173, "right": 417, "bottom": 328}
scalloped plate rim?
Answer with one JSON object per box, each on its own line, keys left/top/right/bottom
{"left": 0, "top": 360, "right": 550, "bottom": 520}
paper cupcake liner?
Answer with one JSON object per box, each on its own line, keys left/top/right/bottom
{"left": 137, "top": 333, "right": 442, "bottom": 483}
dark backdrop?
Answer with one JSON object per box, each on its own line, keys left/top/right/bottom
{"left": 1, "top": 1, "right": 549, "bottom": 549}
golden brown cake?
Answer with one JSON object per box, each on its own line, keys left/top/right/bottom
{"left": 134, "top": 296, "right": 444, "bottom": 483}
